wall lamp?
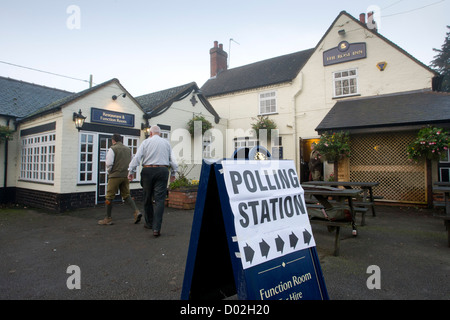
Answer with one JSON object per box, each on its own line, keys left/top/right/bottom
{"left": 112, "top": 93, "right": 126, "bottom": 100}
{"left": 73, "top": 109, "right": 86, "bottom": 131}
{"left": 141, "top": 122, "right": 151, "bottom": 138}
{"left": 338, "top": 29, "right": 346, "bottom": 36}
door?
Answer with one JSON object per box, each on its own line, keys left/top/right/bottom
{"left": 97, "top": 134, "right": 120, "bottom": 203}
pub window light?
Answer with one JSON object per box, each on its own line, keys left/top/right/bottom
{"left": 73, "top": 109, "right": 86, "bottom": 131}
{"left": 141, "top": 122, "right": 151, "bottom": 138}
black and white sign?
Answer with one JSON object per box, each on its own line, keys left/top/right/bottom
{"left": 221, "top": 160, "right": 315, "bottom": 269}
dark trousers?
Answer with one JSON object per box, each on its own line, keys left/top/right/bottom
{"left": 140, "top": 167, "right": 169, "bottom": 231}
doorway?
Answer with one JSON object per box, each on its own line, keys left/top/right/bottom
{"left": 97, "top": 134, "right": 121, "bottom": 203}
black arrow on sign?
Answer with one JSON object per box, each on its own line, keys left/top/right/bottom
{"left": 275, "top": 235, "right": 285, "bottom": 253}
{"left": 243, "top": 243, "right": 255, "bottom": 263}
{"left": 259, "top": 239, "right": 270, "bottom": 258}
{"left": 289, "top": 232, "right": 299, "bottom": 249}
{"left": 303, "top": 229, "right": 312, "bottom": 245}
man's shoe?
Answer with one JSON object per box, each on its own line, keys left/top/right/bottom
{"left": 98, "top": 217, "right": 113, "bottom": 225}
{"left": 134, "top": 211, "right": 142, "bottom": 224}
{"left": 153, "top": 230, "right": 160, "bottom": 237}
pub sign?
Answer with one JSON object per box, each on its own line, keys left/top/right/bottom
{"left": 323, "top": 41, "right": 366, "bottom": 66}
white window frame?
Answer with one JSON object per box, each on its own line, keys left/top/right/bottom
{"left": 78, "top": 132, "right": 96, "bottom": 184}
{"left": 234, "top": 137, "right": 257, "bottom": 150}
{"left": 259, "top": 91, "right": 277, "bottom": 115}
{"left": 160, "top": 129, "right": 170, "bottom": 140}
{"left": 333, "top": 68, "right": 359, "bottom": 98}
{"left": 20, "top": 132, "right": 56, "bottom": 184}
{"left": 125, "top": 136, "right": 140, "bottom": 181}
{"left": 439, "top": 149, "right": 450, "bottom": 182}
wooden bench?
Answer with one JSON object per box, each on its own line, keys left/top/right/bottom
{"left": 306, "top": 201, "right": 369, "bottom": 225}
{"left": 304, "top": 181, "right": 380, "bottom": 217}
{"left": 309, "top": 217, "right": 354, "bottom": 256}
{"left": 303, "top": 186, "right": 362, "bottom": 256}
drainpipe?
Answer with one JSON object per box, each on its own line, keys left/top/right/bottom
{"left": 292, "top": 72, "right": 303, "bottom": 174}
{"left": 3, "top": 119, "right": 10, "bottom": 199}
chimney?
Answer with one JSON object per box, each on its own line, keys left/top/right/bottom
{"left": 210, "top": 41, "right": 228, "bottom": 78}
{"left": 367, "top": 11, "right": 378, "bottom": 32}
{"left": 359, "top": 13, "right": 366, "bottom": 24}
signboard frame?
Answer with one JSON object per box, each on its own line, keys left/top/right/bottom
{"left": 181, "top": 158, "right": 329, "bottom": 300}
{"left": 91, "top": 108, "right": 135, "bottom": 127}
{"left": 323, "top": 41, "right": 367, "bottom": 66}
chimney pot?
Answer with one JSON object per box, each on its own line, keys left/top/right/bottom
{"left": 210, "top": 40, "right": 228, "bottom": 78}
{"left": 359, "top": 13, "right": 365, "bottom": 24}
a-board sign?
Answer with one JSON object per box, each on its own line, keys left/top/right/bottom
{"left": 181, "top": 158, "right": 328, "bottom": 300}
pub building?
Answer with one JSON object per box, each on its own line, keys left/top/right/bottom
{"left": 0, "top": 77, "right": 225, "bottom": 212}
{"left": 201, "top": 11, "right": 450, "bottom": 206}
{"left": 1, "top": 10, "right": 449, "bottom": 211}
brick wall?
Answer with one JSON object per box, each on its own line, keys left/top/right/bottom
{"left": 15, "top": 188, "right": 95, "bottom": 212}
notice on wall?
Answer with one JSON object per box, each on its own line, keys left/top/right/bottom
{"left": 221, "top": 160, "right": 315, "bottom": 269}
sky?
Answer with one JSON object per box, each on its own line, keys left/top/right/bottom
{"left": 0, "top": 0, "right": 448, "bottom": 97}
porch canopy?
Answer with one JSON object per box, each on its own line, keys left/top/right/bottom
{"left": 316, "top": 90, "right": 450, "bottom": 134}
{"left": 315, "top": 89, "right": 450, "bottom": 204}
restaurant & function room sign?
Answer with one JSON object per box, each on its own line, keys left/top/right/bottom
{"left": 181, "top": 158, "right": 328, "bottom": 300}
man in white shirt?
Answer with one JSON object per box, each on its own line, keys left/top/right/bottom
{"left": 128, "top": 125, "right": 178, "bottom": 237}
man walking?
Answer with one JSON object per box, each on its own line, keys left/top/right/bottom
{"left": 128, "top": 125, "right": 178, "bottom": 237}
{"left": 98, "top": 133, "right": 142, "bottom": 225}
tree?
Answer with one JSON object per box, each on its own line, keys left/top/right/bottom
{"left": 430, "top": 25, "right": 450, "bottom": 92}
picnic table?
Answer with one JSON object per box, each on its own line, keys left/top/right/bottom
{"left": 432, "top": 182, "right": 450, "bottom": 247}
{"left": 303, "top": 185, "right": 362, "bottom": 256}
{"left": 304, "top": 181, "right": 380, "bottom": 217}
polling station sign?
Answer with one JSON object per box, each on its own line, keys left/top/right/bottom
{"left": 221, "top": 160, "right": 315, "bottom": 269}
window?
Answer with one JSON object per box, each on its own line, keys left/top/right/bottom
{"left": 78, "top": 133, "right": 95, "bottom": 183}
{"left": 333, "top": 68, "right": 358, "bottom": 97}
{"left": 125, "top": 137, "right": 139, "bottom": 180}
{"left": 20, "top": 132, "right": 56, "bottom": 183}
{"left": 234, "top": 137, "right": 257, "bottom": 150}
{"left": 160, "top": 129, "right": 170, "bottom": 140}
{"left": 259, "top": 91, "right": 277, "bottom": 114}
{"left": 439, "top": 149, "right": 450, "bottom": 182}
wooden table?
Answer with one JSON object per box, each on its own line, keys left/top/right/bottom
{"left": 303, "top": 187, "right": 362, "bottom": 256}
{"left": 304, "top": 181, "right": 379, "bottom": 217}
{"left": 432, "top": 182, "right": 450, "bottom": 247}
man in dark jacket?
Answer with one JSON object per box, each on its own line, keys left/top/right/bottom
{"left": 98, "top": 133, "right": 142, "bottom": 225}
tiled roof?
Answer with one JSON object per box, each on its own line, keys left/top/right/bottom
{"left": 136, "top": 82, "right": 221, "bottom": 123}
{"left": 315, "top": 90, "right": 450, "bottom": 133}
{"left": 0, "top": 76, "right": 73, "bottom": 118}
{"left": 21, "top": 78, "right": 123, "bottom": 121}
{"left": 136, "top": 82, "right": 196, "bottom": 114}
{"left": 201, "top": 48, "right": 315, "bottom": 97}
{"left": 201, "top": 11, "right": 437, "bottom": 98}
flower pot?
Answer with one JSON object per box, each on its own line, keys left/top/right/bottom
{"left": 168, "top": 187, "right": 198, "bottom": 210}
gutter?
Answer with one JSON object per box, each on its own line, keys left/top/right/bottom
{"left": 292, "top": 72, "right": 303, "bottom": 173}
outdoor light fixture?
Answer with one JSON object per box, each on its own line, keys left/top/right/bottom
{"left": 141, "top": 122, "right": 151, "bottom": 138}
{"left": 73, "top": 109, "right": 86, "bottom": 131}
{"left": 338, "top": 29, "right": 346, "bottom": 36}
{"left": 112, "top": 93, "right": 126, "bottom": 100}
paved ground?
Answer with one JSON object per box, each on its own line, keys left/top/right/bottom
{"left": 0, "top": 202, "right": 449, "bottom": 300}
